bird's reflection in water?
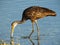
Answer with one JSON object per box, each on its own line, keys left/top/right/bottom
{"left": 21, "top": 35, "right": 40, "bottom": 45}
{"left": 21, "top": 36, "right": 35, "bottom": 45}
{"left": 10, "top": 36, "right": 40, "bottom": 45}
{"left": 29, "top": 37, "right": 40, "bottom": 45}
{"left": 10, "top": 37, "right": 20, "bottom": 45}
{"left": 28, "top": 38, "right": 35, "bottom": 45}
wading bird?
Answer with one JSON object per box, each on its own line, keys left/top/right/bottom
{"left": 10, "top": 6, "right": 56, "bottom": 39}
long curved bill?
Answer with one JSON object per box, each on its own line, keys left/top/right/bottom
{"left": 10, "top": 22, "right": 18, "bottom": 37}
{"left": 10, "top": 25, "right": 15, "bottom": 37}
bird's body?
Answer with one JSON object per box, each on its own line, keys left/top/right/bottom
{"left": 11, "top": 6, "right": 56, "bottom": 45}
{"left": 22, "top": 6, "right": 56, "bottom": 22}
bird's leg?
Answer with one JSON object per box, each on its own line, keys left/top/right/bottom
{"left": 28, "top": 38, "right": 35, "bottom": 45}
{"left": 35, "top": 20, "right": 40, "bottom": 45}
{"left": 29, "top": 22, "right": 34, "bottom": 38}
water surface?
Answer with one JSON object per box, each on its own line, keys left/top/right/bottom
{"left": 0, "top": 0, "right": 60, "bottom": 45}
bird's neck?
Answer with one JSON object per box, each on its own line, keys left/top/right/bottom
{"left": 11, "top": 19, "right": 25, "bottom": 27}
{"left": 17, "top": 20, "right": 25, "bottom": 24}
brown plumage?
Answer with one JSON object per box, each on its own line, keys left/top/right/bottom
{"left": 10, "top": 6, "right": 56, "bottom": 44}
{"left": 22, "top": 6, "right": 56, "bottom": 22}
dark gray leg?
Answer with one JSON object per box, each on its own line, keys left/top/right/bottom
{"left": 28, "top": 38, "right": 35, "bottom": 45}
{"left": 35, "top": 20, "right": 40, "bottom": 45}
{"left": 29, "top": 22, "right": 34, "bottom": 38}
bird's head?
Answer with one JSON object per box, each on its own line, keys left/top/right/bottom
{"left": 11, "top": 21, "right": 18, "bottom": 30}
{"left": 11, "top": 20, "right": 24, "bottom": 29}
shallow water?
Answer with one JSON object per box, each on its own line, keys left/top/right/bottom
{"left": 0, "top": 0, "right": 60, "bottom": 45}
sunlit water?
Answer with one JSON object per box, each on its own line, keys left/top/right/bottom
{"left": 0, "top": 0, "right": 60, "bottom": 45}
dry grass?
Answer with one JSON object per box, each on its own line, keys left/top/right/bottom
{"left": 0, "top": 40, "right": 20, "bottom": 45}
{"left": 0, "top": 43, "right": 20, "bottom": 45}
